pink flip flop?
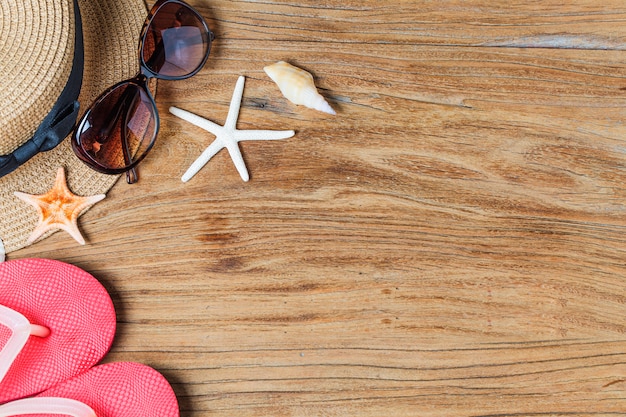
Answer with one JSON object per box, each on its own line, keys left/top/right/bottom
{"left": 0, "top": 258, "right": 116, "bottom": 403}
{"left": 0, "top": 362, "right": 179, "bottom": 417}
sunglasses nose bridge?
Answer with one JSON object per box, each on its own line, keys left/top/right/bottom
{"left": 132, "top": 72, "right": 151, "bottom": 90}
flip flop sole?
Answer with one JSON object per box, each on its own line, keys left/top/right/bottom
{"left": 0, "top": 258, "right": 116, "bottom": 402}
{"left": 38, "top": 362, "right": 179, "bottom": 417}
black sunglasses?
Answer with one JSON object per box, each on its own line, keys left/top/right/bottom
{"left": 72, "top": 0, "right": 214, "bottom": 184}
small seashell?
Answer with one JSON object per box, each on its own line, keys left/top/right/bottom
{"left": 264, "top": 61, "right": 336, "bottom": 115}
{"left": 0, "top": 237, "right": 5, "bottom": 262}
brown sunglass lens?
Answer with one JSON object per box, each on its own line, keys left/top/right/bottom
{"left": 143, "top": 3, "right": 209, "bottom": 78}
{"left": 75, "top": 82, "right": 157, "bottom": 171}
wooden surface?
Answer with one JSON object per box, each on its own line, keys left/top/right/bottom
{"left": 12, "top": 1, "right": 626, "bottom": 415}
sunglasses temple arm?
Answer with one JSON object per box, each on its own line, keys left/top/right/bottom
{"left": 125, "top": 166, "right": 139, "bottom": 185}
{"left": 121, "top": 92, "right": 142, "bottom": 184}
{"left": 97, "top": 93, "right": 129, "bottom": 139}
{"left": 95, "top": 85, "right": 137, "bottom": 143}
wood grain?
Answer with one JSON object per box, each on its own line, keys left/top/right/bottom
{"left": 11, "top": 1, "right": 626, "bottom": 416}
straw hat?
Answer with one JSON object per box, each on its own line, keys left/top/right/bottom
{"left": 0, "top": 0, "right": 149, "bottom": 253}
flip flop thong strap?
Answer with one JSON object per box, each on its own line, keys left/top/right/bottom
{"left": 0, "top": 397, "right": 96, "bottom": 417}
{"left": 0, "top": 304, "right": 49, "bottom": 383}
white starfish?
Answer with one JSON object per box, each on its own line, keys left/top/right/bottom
{"left": 170, "top": 76, "right": 295, "bottom": 182}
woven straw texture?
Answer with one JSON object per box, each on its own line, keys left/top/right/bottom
{"left": 0, "top": 0, "right": 74, "bottom": 155}
{"left": 0, "top": 0, "right": 148, "bottom": 253}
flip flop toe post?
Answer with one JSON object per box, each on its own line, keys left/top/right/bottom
{"left": 0, "top": 258, "right": 116, "bottom": 402}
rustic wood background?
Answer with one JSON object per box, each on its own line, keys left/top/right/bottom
{"left": 12, "top": 1, "right": 626, "bottom": 415}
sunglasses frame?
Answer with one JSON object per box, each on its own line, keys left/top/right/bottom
{"left": 72, "top": 0, "right": 213, "bottom": 183}
{"left": 72, "top": 76, "right": 158, "bottom": 182}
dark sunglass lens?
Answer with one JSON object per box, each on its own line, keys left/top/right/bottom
{"left": 74, "top": 82, "right": 157, "bottom": 171}
{"left": 143, "top": 2, "right": 210, "bottom": 78}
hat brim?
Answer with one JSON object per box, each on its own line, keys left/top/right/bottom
{"left": 0, "top": 0, "right": 149, "bottom": 253}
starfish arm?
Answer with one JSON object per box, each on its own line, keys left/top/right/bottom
{"left": 234, "top": 129, "right": 295, "bottom": 141}
{"left": 224, "top": 142, "right": 250, "bottom": 182}
{"left": 25, "top": 219, "right": 86, "bottom": 245}
{"left": 182, "top": 139, "right": 225, "bottom": 182}
{"left": 57, "top": 220, "right": 87, "bottom": 245}
{"left": 23, "top": 216, "right": 78, "bottom": 245}
{"left": 224, "top": 76, "right": 245, "bottom": 131}
{"left": 25, "top": 222, "right": 50, "bottom": 244}
{"left": 13, "top": 191, "right": 44, "bottom": 211}
{"left": 74, "top": 194, "right": 107, "bottom": 217}
{"left": 54, "top": 167, "right": 67, "bottom": 188}
{"left": 169, "top": 107, "right": 225, "bottom": 136}
{"left": 90, "top": 194, "right": 107, "bottom": 204}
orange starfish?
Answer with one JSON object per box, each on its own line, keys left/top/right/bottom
{"left": 14, "top": 167, "right": 106, "bottom": 245}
